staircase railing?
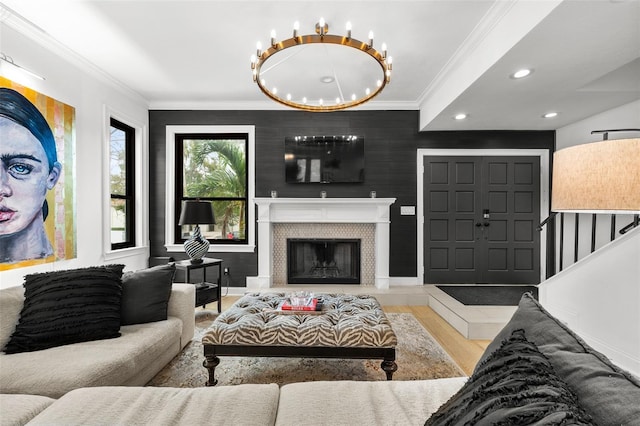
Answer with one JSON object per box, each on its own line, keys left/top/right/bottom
{"left": 538, "top": 213, "right": 639, "bottom": 275}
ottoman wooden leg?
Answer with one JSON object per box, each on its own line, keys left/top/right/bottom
{"left": 381, "top": 359, "right": 398, "bottom": 380}
{"left": 203, "top": 355, "right": 220, "bottom": 386}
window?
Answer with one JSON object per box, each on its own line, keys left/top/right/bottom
{"left": 109, "top": 118, "right": 135, "bottom": 249}
{"left": 165, "top": 125, "right": 255, "bottom": 253}
{"left": 175, "top": 134, "right": 247, "bottom": 244}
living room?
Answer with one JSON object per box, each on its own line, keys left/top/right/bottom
{"left": 1, "top": 1, "right": 639, "bottom": 424}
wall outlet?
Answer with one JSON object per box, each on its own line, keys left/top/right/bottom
{"left": 224, "top": 267, "right": 229, "bottom": 275}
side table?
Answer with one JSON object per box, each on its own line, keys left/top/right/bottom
{"left": 173, "top": 258, "right": 222, "bottom": 312}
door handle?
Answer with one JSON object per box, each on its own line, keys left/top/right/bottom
{"left": 483, "top": 222, "right": 490, "bottom": 227}
{"left": 475, "top": 222, "right": 482, "bottom": 227}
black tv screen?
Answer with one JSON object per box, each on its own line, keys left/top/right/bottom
{"left": 285, "top": 135, "right": 365, "bottom": 183}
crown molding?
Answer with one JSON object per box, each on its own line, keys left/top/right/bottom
{"left": 1, "top": 4, "right": 148, "bottom": 107}
{"left": 148, "top": 99, "right": 419, "bottom": 111}
{"left": 416, "top": 0, "right": 516, "bottom": 105}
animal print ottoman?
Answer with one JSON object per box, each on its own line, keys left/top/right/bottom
{"left": 202, "top": 293, "right": 398, "bottom": 385}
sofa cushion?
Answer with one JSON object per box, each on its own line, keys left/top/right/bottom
{"left": 0, "top": 317, "right": 182, "bottom": 398}
{"left": 3, "top": 265, "right": 124, "bottom": 354}
{"left": 27, "top": 385, "right": 280, "bottom": 426}
{"left": 0, "top": 285, "right": 24, "bottom": 351}
{"left": 276, "top": 378, "right": 468, "bottom": 426}
{"left": 0, "top": 394, "right": 55, "bottom": 426}
{"left": 477, "top": 293, "right": 640, "bottom": 425}
{"left": 121, "top": 263, "right": 176, "bottom": 325}
{"left": 425, "top": 329, "right": 594, "bottom": 425}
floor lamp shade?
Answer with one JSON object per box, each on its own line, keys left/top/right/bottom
{"left": 178, "top": 201, "right": 215, "bottom": 263}
{"left": 551, "top": 138, "right": 640, "bottom": 213}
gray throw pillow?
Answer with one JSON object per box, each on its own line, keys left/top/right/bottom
{"left": 477, "top": 293, "right": 640, "bottom": 426}
{"left": 120, "top": 264, "right": 176, "bottom": 325}
{"left": 425, "top": 329, "right": 594, "bottom": 425}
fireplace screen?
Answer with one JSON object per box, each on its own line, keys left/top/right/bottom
{"left": 287, "top": 238, "right": 361, "bottom": 284}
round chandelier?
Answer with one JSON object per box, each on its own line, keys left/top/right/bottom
{"left": 251, "top": 18, "right": 392, "bottom": 112}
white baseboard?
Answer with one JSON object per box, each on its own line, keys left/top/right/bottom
{"left": 389, "top": 277, "right": 420, "bottom": 286}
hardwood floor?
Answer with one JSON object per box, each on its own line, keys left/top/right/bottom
{"left": 384, "top": 305, "right": 491, "bottom": 376}
{"left": 212, "top": 295, "right": 491, "bottom": 377}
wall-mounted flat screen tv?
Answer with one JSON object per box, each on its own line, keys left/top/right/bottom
{"left": 284, "top": 135, "right": 365, "bottom": 183}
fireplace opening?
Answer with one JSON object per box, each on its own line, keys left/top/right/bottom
{"left": 287, "top": 238, "right": 361, "bottom": 284}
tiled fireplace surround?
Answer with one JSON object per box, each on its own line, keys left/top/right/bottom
{"left": 247, "top": 198, "right": 396, "bottom": 290}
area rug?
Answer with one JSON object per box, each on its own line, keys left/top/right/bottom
{"left": 147, "top": 313, "right": 465, "bottom": 388}
{"left": 436, "top": 285, "right": 538, "bottom": 306}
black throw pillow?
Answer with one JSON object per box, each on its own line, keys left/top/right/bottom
{"left": 425, "top": 329, "right": 594, "bottom": 426}
{"left": 4, "top": 265, "right": 125, "bottom": 354}
{"left": 120, "top": 263, "right": 176, "bottom": 325}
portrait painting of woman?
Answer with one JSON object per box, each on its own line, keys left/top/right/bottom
{"left": 0, "top": 80, "right": 76, "bottom": 270}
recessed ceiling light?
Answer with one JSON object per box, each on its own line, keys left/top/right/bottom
{"left": 543, "top": 112, "right": 558, "bottom": 118}
{"left": 320, "top": 76, "right": 335, "bottom": 84}
{"left": 454, "top": 113, "right": 467, "bottom": 120}
{"left": 511, "top": 68, "right": 533, "bottom": 79}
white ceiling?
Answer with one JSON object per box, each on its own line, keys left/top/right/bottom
{"left": 2, "top": 0, "right": 639, "bottom": 131}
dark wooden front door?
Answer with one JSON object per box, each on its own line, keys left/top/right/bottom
{"left": 424, "top": 156, "right": 540, "bottom": 284}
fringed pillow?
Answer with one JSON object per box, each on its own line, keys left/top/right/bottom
{"left": 425, "top": 328, "right": 594, "bottom": 425}
{"left": 4, "top": 265, "right": 124, "bottom": 354}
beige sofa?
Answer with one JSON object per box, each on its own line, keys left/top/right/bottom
{"left": 2, "top": 378, "right": 469, "bottom": 426}
{"left": 3, "top": 293, "right": 639, "bottom": 426}
{"left": 0, "top": 283, "right": 195, "bottom": 399}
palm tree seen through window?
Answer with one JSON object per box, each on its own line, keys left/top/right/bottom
{"left": 175, "top": 134, "right": 248, "bottom": 244}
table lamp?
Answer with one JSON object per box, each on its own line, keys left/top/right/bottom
{"left": 178, "top": 200, "right": 215, "bottom": 263}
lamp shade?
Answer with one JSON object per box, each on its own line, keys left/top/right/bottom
{"left": 551, "top": 138, "right": 640, "bottom": 213}
{"left": 178, "top": 200, "right": 215, "bottom": 225}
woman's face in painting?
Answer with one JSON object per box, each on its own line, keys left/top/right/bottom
{"left": 0, "top": 117, "right": 60, "bottom": 236}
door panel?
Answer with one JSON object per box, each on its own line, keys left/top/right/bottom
{"left": 424, "top": 156, "right": 540, "bottom": 284}
{"left": 424, "top": 157, "right": 482, "bottom": 283}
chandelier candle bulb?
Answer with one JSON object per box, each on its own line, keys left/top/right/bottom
{"left": 270, "top": 29, "right": 277, "bottom": 47}
{"left": 256, "top": 41, "right": 262, "bottom": 57}
{"left": 381, "top": 43, "right": 387, "bottom": 58}
{"left": 293, "top": 21, "right": 299, "bottom": 38}
{"left": 368, "top": 31, "right": 374, "bottom": 47}
{"left": 346, "top": 21, "right": 352, "bottom": 39}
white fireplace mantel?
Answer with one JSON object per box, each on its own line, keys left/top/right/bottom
{"left": 247, "top": 197, "right": 396, "bottom": 290}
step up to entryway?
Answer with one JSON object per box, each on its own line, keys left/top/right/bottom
{"left": 427, "top": 285, "right": 517, "bottom": 340}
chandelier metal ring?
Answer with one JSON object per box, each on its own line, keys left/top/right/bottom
{"left": 251, "top": 20, "right": 392, "bottom": 112}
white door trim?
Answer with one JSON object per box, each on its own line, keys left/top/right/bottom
{"left": 417, "top": 149, "right": 550, "bottom": 285}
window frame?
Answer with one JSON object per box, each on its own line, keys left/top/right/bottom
{"left": 109, "top": 118, "right": 136, "bottom": 250}
{"left": 165, "top": 125, "right": 255, "bottom": 253}
{"left": 174, "top": 133, "right": 249, "bottom": 245}
{"left": 103, "top": 107, "right": 149, "bottom": 260}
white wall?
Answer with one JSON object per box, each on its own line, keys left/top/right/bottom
{"left": 539, "top": 228, "right": 640, "bottom": 377}
{"left": 0, "top": 24, "right": 150, "bottom": 288}
{"left": 556, "top": 99, "right": 640, "bottom": 149}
